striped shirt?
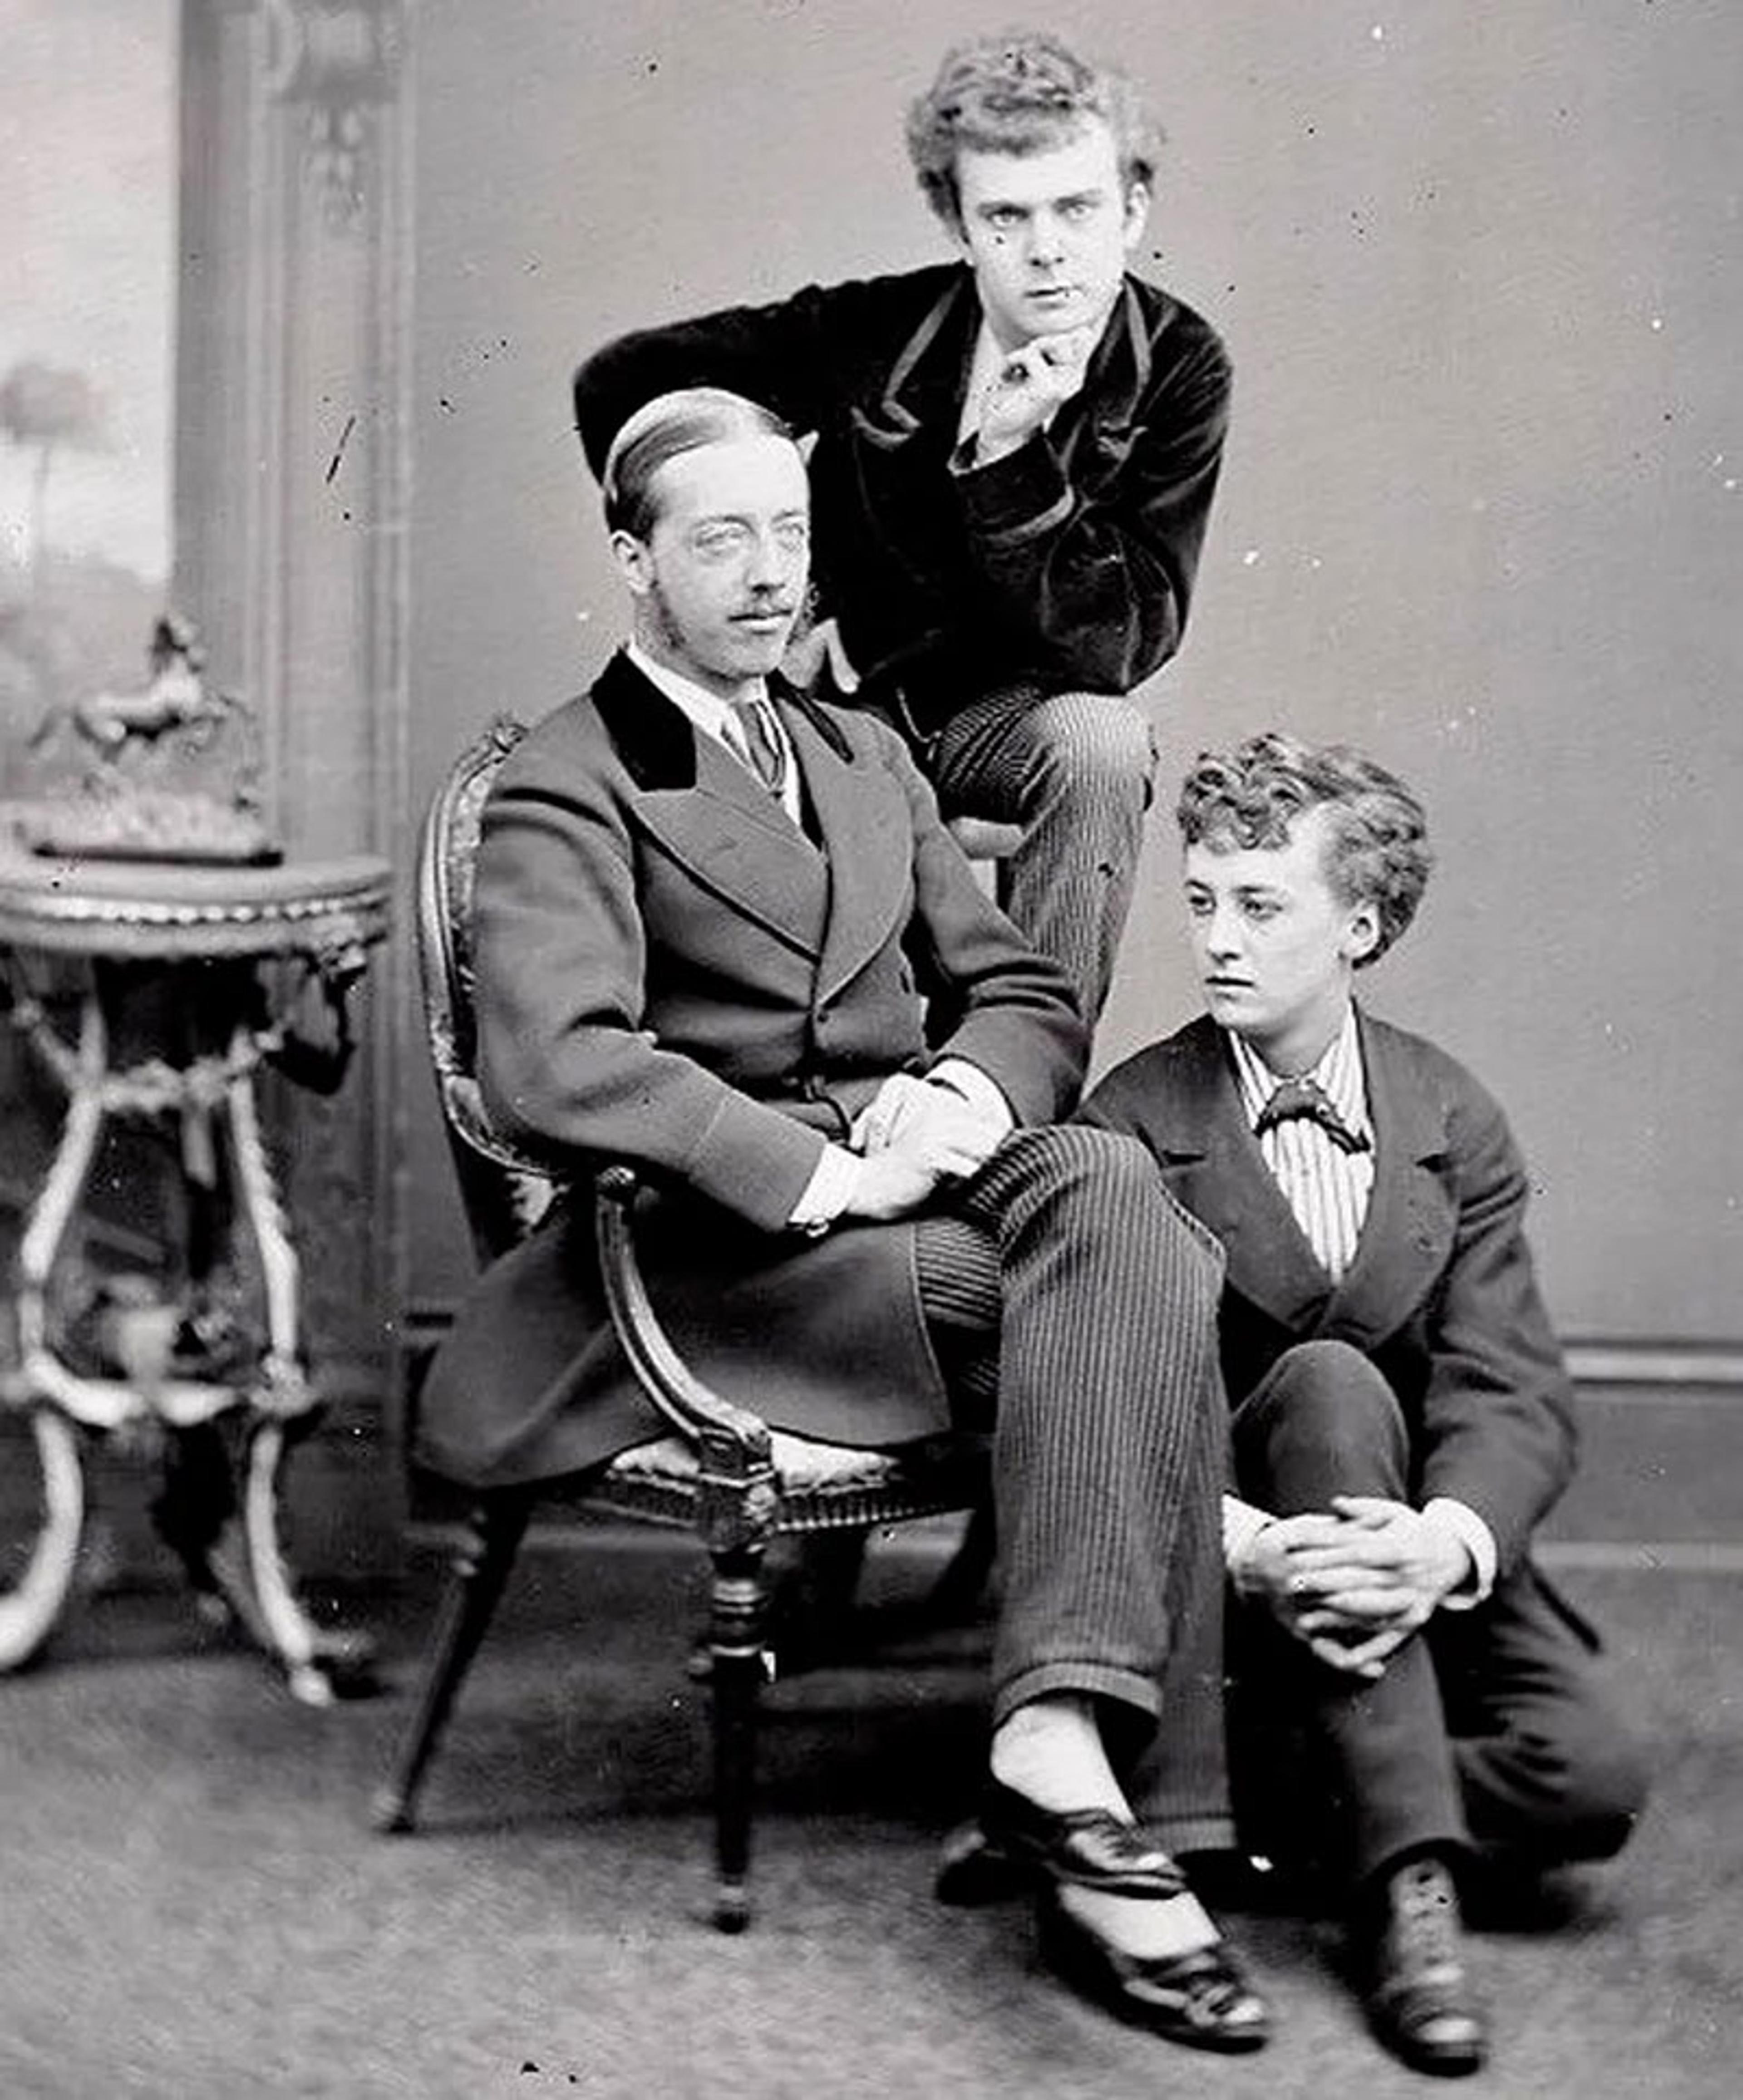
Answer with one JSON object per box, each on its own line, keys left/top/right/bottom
{"left": 1219, "top": 1009, "right": 1500, "bottom": 1605}
{"left": 1227, "top": 1010, "right": 1374, "bottom": 1282}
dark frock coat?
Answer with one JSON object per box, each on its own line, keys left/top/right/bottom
{"left": 417, "top": 652, "right": 1084, "bottom": 1489}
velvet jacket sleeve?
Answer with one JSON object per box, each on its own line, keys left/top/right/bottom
{"left": 948, "top": 300, "right": 1232, "bottom": 692}
{"left": 573, "top": 280, "right": 892, "bottom": 478}
{"left": 574, "top": 274, "right": 1232, "bottom": 698}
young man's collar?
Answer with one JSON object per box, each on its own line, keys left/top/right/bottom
{"left": 1226, "top": 1005, "right": 1369, "bottom": 1137}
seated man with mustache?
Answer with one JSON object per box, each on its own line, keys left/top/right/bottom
{"left": 419, "top": 387, "right": 1270, "bottom": 2055}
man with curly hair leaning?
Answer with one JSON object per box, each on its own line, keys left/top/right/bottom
{"left": 572, "top": 30, "right": 1232, "bottom": 1029}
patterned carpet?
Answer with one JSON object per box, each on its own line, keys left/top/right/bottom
{"left": 1, "top": 1519, "right": 1736, "bottom": 2100}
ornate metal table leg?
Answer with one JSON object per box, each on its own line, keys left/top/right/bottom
{"left": 186, "top": 1038, "right": 375, "bottom": 1702}
{"left": 2, "top": 993, "right": 105, "bottom": 1668}
{"left": 14, "top": 995, "right": 108, "bottom": 1409}
{"left": 0, "top": 1406, "right": 85, "bottom": 1671}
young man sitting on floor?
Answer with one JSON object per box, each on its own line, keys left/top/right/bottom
{"left": 1081, "top": 733, "right": 1648, "bottom": 2076}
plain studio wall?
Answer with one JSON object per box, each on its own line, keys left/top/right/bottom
{"left": 405, "top": 0, "right": 1743, "bottom": 1349}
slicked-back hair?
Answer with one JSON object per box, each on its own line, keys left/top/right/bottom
{"left": 905, "top": 29, "right": 1161, "bottom": 232}
{"left": 1177, "top": 733, "right": 1434, "bottom": 967}
{"left": 601, "top": 387, "right": 796, "bottom": 541}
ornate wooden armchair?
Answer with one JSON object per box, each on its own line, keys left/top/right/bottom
{"left": 373, "top": 716, "right": 988, "bottom": 1929}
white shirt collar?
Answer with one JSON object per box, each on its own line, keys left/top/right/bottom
{"left": 625, "top": 639, "right": 766, "bottom": 736}
{"left": 1226, "top": 1006, "right": 1370, "bottom": 1139}
{"left": 624, "top": 641, "right": 800, "bottom": 823}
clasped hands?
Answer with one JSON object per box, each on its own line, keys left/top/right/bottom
{"left": 1234, "top": 1496, "right": 1473, "bottom": 1681}
{"left": 839, "top": 1071, "right": 1006, "bottom": 1220}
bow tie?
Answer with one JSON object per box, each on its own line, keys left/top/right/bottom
{"left": 1253, "top": 1074, "right": 1371, "bottom": 1155}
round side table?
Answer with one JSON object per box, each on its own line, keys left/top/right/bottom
{"left": 0, "top": 852, "right": 391, "bottom": 1701}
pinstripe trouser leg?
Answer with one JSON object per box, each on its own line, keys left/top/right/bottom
{"left": 916, "top": 1125, "right": 1235, "bottom": 1848}
{"left": 922, "top": 688, "right": 1157, "bottom": 1025}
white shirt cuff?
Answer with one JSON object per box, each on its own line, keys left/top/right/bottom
{"left": 788, "top": 1141, "right": 861, "bottom": 1234}
{"left": 926, "top": 1058, "right": 1016, "bottom": 1137}
{"left": 1422, "top": 1497, "right": 1497, "bottom": 1608}
{"left": 1222, "top": 1493, "right": 1275, "bottom": 1569}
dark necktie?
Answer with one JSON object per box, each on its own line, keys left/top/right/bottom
{"left": 1253, "top": 1074, "right": 1371, "bottom": 1155}
{"left": 729, "top": 697, "right": 787, "bottom": 798}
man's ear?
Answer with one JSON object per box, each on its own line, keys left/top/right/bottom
{"left": 610, "top": 528, "right": 652, "bottom": 596}
{"left": 1345, "top": 901, "right": 1383, "bottom": 965}
{"left": 1122, "top": 178, "right": 1152, "bottom": 252}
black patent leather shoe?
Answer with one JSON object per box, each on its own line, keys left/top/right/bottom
{"left": 1038, "top": 1889, "right": 1272, "bottom": 2053}
{"left": 1359, "top": 1857, "right": 1488, "bottom": 2076}
{"left": 980, "top": 1780, "right": 1189, "bottom": 1897}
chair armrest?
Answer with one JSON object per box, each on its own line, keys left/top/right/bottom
{"left": 593, "top": 1167, "right": 777, "bottom": 1546}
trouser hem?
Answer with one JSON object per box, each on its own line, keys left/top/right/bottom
{"left": 1147, "top": 1811, "right": 1238, "bottom": 1855}
{"left": 993, "top": 1659, "right": 1162, "bottom": 1735}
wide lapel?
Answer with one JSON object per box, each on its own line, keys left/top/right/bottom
{"left": 1147, "top": 1019, "right": 1338, "bottom": 1333}
{"left": 591, "top": 651, "right": 827, "bottom": 958}
{"left": 1050, "top": 280, "right": 1151, "bottom": 478}
{"left": 1320, "top": 1013, "right": 1460, "bottom": 1348}
{"left": 780, "top": 690, "right": 916, "bottom": 1004}
{"left": 854, "top": 274, "right": 980, "bottom": 448}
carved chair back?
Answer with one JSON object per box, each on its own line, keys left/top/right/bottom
{"left": 413, "top": 714, "right": 557, "bottom": 1264}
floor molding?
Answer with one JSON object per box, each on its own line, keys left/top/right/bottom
{"left": 1536, "top": 1540, "right": 1743, "bottom": 1574}
{"left": 1566, "top": 1344, "right": 1743, "bottom": 1390}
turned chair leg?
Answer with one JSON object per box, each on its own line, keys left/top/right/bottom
{"left": 707, "top": 1540, "right": 771, "bottom": 1932}
{"left": 373, "top": 1491, "right": 534, "bottom": 1833}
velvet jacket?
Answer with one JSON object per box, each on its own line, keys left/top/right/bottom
{"left": 417, "top": 650, "right": 1085, "bottom": 1489}
{"left": 572, "top": 266, "right": 1231, "bottom": 732}
{"left": 1081, "top": 1012, "right": 1578, "bottom": 1580}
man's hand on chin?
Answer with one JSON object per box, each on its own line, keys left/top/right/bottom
{"left": 975, "top": 322, "right": 1100, "bottom": 462}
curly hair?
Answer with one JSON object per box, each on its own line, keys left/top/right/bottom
{"left": 905, "top": 30, "right": 1161, "bottom": 232}
{"left": 602, "top": 387, "right": 795, "bottom": 541}
{"left": 1176, "top": 733, "right": 1433, "bottom": 966}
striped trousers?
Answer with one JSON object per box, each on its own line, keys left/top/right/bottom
{"left": 916, "top": 1124, "right": 1235, "bottom": 1852}
{"left": 922, "top": 687, "right": 1158, "bottom": 1026}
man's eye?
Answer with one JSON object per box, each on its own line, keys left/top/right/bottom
{"left": 984, "top": 208, "right": 1023, "bottom": 230}
{"left": 694, "top": 526, "right": 747, "bottom": 556}
{"left": 1243, "top": 900, "right": 1280, "bottom": 922}
{"left": 1185, "top": 895, "right": 1213, "bottom": 918}
{"left": 1060, "top": 199, "right": 1095, "bottom": 222}
{"left": 774, "top": 521, "right": 809, "bottom": 551}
